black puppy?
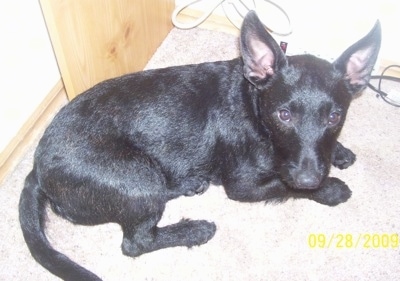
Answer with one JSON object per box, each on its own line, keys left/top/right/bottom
{"left": 19, "top": 11, "right": 381, "bottom": 280}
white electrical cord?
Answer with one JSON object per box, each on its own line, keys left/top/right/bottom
{"left": 172, "top": 0, "right": 292, "bottom": 36}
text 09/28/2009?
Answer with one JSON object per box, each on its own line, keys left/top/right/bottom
{"left": 308, "top": 233, "right": 399, "bottom": 249}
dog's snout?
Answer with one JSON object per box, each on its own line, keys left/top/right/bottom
{"left": 294, "top": 171, "right": 321, "bottom": 189}
{"left": 289, "top": 157, "right": 322, "bottom": 189}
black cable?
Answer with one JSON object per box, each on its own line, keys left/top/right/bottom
{"left": 367, "top": 64, "right": 400, "bottom": 107}
{"left": 370, "top": 75, "right": 400, "bottom": 83}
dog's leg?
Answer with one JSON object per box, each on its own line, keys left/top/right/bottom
{"left": 121, "top": 216, "right": 216, "bottom": 257}
{"left": 221, "top": 145, "right": 289, "bottom": 203}
{"left": 332, "top": 142, "right": 356, "bottom": 169}
{"left": 222, "top": 175, "right": 288, "bottom": 203}
{"left": 111, "top": 159, "right": 216, "bottom": 257}
{"left": 223, "top": 174, "right": 351, "bottom": 206}
{"left": 310, "top": 177, "right": 352, "bottom": 206}
{"left": 290, "top": 177, "right": 352, "bottom": 206}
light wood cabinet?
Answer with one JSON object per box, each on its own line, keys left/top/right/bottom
{"left": 40, "top": 0, "right": 174, "bottom": 100}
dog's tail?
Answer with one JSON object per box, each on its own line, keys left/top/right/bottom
{"left": 19, "top": 169, "right": 102, "bottom": 281}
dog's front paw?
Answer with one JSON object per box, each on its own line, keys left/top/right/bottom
{"left": 173, "top": 178, "right": 210, "bottom": 197}
{"left": 332, "top": 143, "right": 356, "bottom": 169}
{"left": 311, "top": 177, "right": 352, "bottom": 206}
{"left": 183, "top": 181, "right": 209, "bottom": 197}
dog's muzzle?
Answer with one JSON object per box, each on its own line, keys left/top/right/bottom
{"left": 293, "top": 170, "right": 322, "bottom": 190}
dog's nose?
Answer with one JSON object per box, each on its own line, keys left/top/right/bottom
{"left": 294, "top": 172, "right": 321, "bottom": 189}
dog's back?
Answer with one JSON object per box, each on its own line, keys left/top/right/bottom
{"left": 36, "top": 58, "right": 263, "bottom": 194}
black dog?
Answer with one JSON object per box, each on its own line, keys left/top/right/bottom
{"left": 19, "top": 11, "right": 381, "bottom": 280}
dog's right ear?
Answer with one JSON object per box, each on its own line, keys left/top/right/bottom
{"left": 240, "top": 11, "right": 287, "bottom": 89}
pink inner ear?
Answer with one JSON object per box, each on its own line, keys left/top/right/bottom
{"left": 346, "top": 48, "right": 373, "bottom": 84}
{"left": 265, "top": 65, "right": 274, "bottom": 75}
{"left": 249, "top": 40, "right": 275, "bottom": 79}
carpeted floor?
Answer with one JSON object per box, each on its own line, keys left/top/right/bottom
{"left": 1, "top": 27, "right": 400, "bottom": 281}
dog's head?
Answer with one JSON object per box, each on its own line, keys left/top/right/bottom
{"left": 240, "top": 11, "right": 381, "bottom": 190}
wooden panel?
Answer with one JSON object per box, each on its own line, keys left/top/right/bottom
{"left": 40, "top": 0, "right": 174, "bottom": 99}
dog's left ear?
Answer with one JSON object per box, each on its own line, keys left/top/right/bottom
{"left": 334, "top": 21, "right": 381, "bottom": 96}
{"left": 240, "top": 11, "right": 287, "bottom": 89}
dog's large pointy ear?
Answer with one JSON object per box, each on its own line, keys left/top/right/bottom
{"left": 240, "top": 11, "right": 287, "bottom": 88}
{"left": 334, "top": 21, "right": 381, "bottom": 96}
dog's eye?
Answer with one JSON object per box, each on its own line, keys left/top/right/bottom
{"left": 328, "top": 112, "right": 341, "bottom": 126}
{"left": 278, "top": 109, "right": 291, "bottom": 122}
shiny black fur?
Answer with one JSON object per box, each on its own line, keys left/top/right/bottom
{"left": 19, "top": 11, "right": 381, "bottom": 280}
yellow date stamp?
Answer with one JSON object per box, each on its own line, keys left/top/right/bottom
{"left": 308, "top": 233, "right": 399, "bottom": 249}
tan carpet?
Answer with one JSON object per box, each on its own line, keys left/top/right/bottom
{"left": 1, "top": 27, "right": 400, "bottom": 281}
